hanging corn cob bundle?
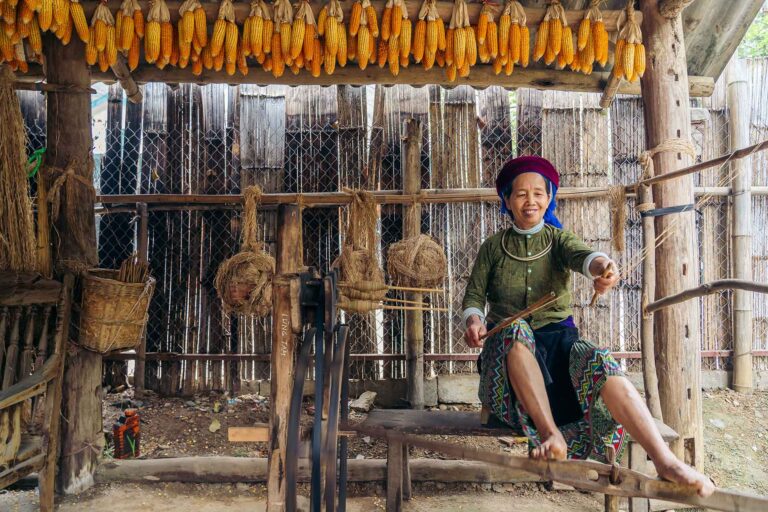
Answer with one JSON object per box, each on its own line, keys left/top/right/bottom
{"left": 210, "top": 0, "right": 235, "bottom": 66}
{"left": 144, "top": 0, "right": 169, "bottom": 64}
{"left": 351, "top": 0, "right": 373, "bottom": 69}
{"left": 533, "top": 0, "right": 570, "bottom": 67}
{"left": 318, "top": 0, "right": 342, "bottom": 74}
{"left": 612, "top": 1, "right": 644, "bottom": 83}
{"left": 177, "top": 0, "right": 202, "bottom": 68}
{"left": 475, "top": 2, "right": 496, "bottom": 64}
{"left": 446, "top": 0, "right": 472, "bottom": 80}
{"left": 571, "top": 0, "right": 607, "bottom": 75}
{"left": 272, "top": 0, "right": 291, "bottom": 66}
{"left": 69, "top": 0, "right": 88, "bottom": 42}
{"left": 89, "top": 1, "right": 117, "bottom": 70}
{"left": 117, "top": 0, "right": 143, "bottom": 70}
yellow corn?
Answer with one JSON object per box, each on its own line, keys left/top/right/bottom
{"left": 193, "top": 31, "right": 203, "bottom": 54}
{"left": 128, "top": 32, "right": 140, "bottom": 69}
{"left": 182, "top": 10, "right": 194, "bottom": 44}
{"left": 548, "top": 19, "right": 561, "bottom": 56}
{"left": 192, "top": 58, "right": 203, "bottom": 74}
{"left": 544, "top": 45, "right": 555, "bottom": 65}
{"left": 347, "top": 33, "right": 356, "bottom": 60}
{"left": 317, "top": 6, "right": 327, "bottom": 35}
{"left": 582, "top": 30, "right": 594, "bottom": 67}
{"left": 487, "top": 21, "right": 497, "bottom": 59}
{"left": 423, "top": 48, "right": 434, "bottom": 69}
{"left": 510, "top": 22, "right": 520, "bottom": 63}
{"left": 211, "top": 18, "right": 226, "bottom": 56}
{"left": 634, "top": 42, "right": 645, "bottom": 78}
{"left": 98, "top": 49, "right": 109, "bottom": 71}
{"left": 272, "top": 31, "right": 283, "bottom": 75}
{"left": 366, "top": 5, "right": 378, "bottom": 38}
{"left": 381, "top": 5, "right": 391, "bottom": 40}
{"left": 465, "top": 26, "right": 476, "bottom": 66}
{"left": 94, "top": 19, "right": 106, "bottom": 51}
{"left": 85, "top": 26, "right": 96, "bottom": 64}
{"left": 213, "top": 47, "right": 223, "bottom": 70}
{"left": 533, "top": 19, "right": 547, "bottom": 61}
{"left": 453, "top": 24, "right": 465, "bottom": 69}
{"left": 242, "top": 17, "right": 252, "bottom": 55}
{"left": 504, "top": 55, "right": 513, "bottom": 75}
{"left": 291, "top": 17, "right": 304, "bottom": 59}
{"left": 349, "top": 1, "right": 361, "bottom": 36}
{"left": 478, "top": 35, "right": 489, "bottom": 63}
{"left": 145, "top": 20, "right": 160, "bottom": 62}
{"left": 263, "top": 19, "right": 273, "bottom": 53}
{"left": 39, "top": 0, "right": 53, "bottom": 31}
{"left": 18, "top": 0, "right": 33, "bottom": 24}
{"left": 425, "top": 18, "right": 436, "bottom": 55}
{"left": 358, "top": 25, "right": 370, "bottom": 68}
{"left": 116, "top": 10, "right": 123, "bottom": 42}
{"left": 445, "top": 62, "right": 456, "bottom": 82}
{"left": 303, "top": 23, "right": 315, "bottom": 61}
{"left": 280, "top": 21, "right": 290, "bottom": 57}
{"left": 622, "top": 41, "right": 634, "bottom": 81}
{"left": 389, "top": 55, "right": 398, "bottom": 76}
{"left": 134, "top": 10, "right": 144, "bottom": 38}
{"left": 180, "top": 31, "right": 191, "bottom": 62}
{"left": 391, "top": 4, "right": 401, "bottom": 38}
{"left": 561, "top": 25, "right": 573, "bottom": 65}
{"left": 225, "top": 21, "right": 237, "bottom": 64}
{"left": 337, "top": 25, "right": 347, "bottom": 66}
{"left": 399, "top": 18, "right": 411, "bottom": 60}
{"left": 577, "top": 18, "right": 590, "bottom": 51}
{"left": 194, "top": 7, "right": 206, "bottom": 46}
{"left": 387, "top": 33, "right": 398, "bottom": 64}
{"left": 477, "top": 11, "right": 488, "bottom": 45}
{"left": 444, "top": 27, "right": 453, "bottom": 65}
{"left": 121, "top": 15, "right": 134, "bottom": 51}
{"left": 252, "top": 15, "right": 263, "bottom": 55}
{"left": 53, "top": 0, "right": 68, "bottom": 27}
{"left": 436, "top": 18, "right": 446, "bottom": 52}
{"left": 311, "top": 37, "right": 321, "bottom": 76}
{"left": 594, "top": 20, "right": 607, "bottom": 67}
{"left": 238, "top": 44, "right": 249, "bottom": 74}
{"left": 492, "top": 54, "right": 502, "bottom": 74}
{"left": 376, "top": 37, "right": 386, "bottom": 67}
{"left": 612, "top": 38, "right": 624, "bottom": 78}
{"left": 68, "top": 2, "right": 87, "bottom": 43}
{"left": 325, "top": 17, "right": 338, "bottom": 57}
{"left": 161, "top": 21, "right": 173, "bottom": 60}
{"left": 569, "top": 46, "right": 580, "bottom": 72}
{"left": 28, "top": 16, "right": 42, "bottom": 53}
{"left": 498, "top": 13, "right": 509, "bottom": 57}
{"left": 413, "top": 19, "right": 425, "bottom": 62}
{"left": 324, "top": 44, "right": 335, "bottom": 74}
{"left": 106, "top": 25, "right": 117, "bottom": 65}
{"left": 263, "top": 54, "right": 272, "bottom": 71}
{"left": 201, "top": 45, "right": 212, "bottom": 68}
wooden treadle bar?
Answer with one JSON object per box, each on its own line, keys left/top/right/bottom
{"left": 352, "top": 424, "right": 768, "bottom": 512}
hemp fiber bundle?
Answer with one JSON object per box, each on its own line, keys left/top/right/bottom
{"left": 0, "top": 67, "right": 36, "bottom": 273}
{"left": 387, "top": 234, "right": 447, "bottom": 288}
{"left": 214, "top": 186, "right": 275, "bottom": 316}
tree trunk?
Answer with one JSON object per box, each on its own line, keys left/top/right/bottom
{"left": 639, "top": 0, "right": 703, "bottom": 468}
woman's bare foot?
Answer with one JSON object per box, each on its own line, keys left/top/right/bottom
{"left": 655, "top": 457, "right": 715, "bottom": 497}
{"left": 529, "top": 430, "right": 567, "bottom": 460}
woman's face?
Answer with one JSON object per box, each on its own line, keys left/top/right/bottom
{"left": 504, "top": 172, "right": 550, "bottom": 229}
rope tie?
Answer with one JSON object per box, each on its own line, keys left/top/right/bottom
{"left": 636, "top": 202, "right": 656, "bottom": 213}
{"left": 241, "top": 185, "right": 264, "bottom": 252}
{"left": 295, "top": 192, "right": 305, "bottom": 211}
{"left": 638, "top": 138, "right": 696, "bottom": 181}
{"left": 47, "top": 161, "right": 96, "bottom": 223}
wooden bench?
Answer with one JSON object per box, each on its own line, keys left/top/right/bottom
{"left": 359, "top": 409, "right": 679, "bottom": 512}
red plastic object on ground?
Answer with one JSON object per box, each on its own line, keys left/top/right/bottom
{"left": 113, "top": 408, "right": 141, "bottom": 459}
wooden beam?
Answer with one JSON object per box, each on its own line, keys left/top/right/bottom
{"left": 659, "top": 0, "right": 696, "bottom": 18}
{"left": 599, "top": 74, "right": 623, "bottom": 109}
{"left": 402, "top": 118, "right": 424, "bottom": 411}
{"left": 645, "top": 280, "right": 768, "bottom": 315}
{"left": 726, "top": 59, "right": 754, "bottom": 394}
{"left": 110, "top": 54, "right": 142, "bottom": 104}
{"left": 228, "top": 425, "right": 270, "bottom": 443}
{"left": 640, "top": 0, "right": 703, "bottom": 469}
{"left": 77, "top": 1, "right": 638, "bottom": 30}
{"left": 12, "top": 81, "right": 97, "bottom": 94}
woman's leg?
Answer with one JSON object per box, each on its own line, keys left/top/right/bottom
{"left": 600, "top": 376, "right": 714, "bottom": 497}
{"left": 505, "top": 342, "right": 567, "bottom": 460}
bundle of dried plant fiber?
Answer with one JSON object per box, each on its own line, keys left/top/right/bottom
{"left": 387, "top": 234, "right": 447, "bottom": 288}
{"left": 0, "top": 67, "right": 36, "bottom": 273}
{"left": 333, "top": 189, "right": 387, "bottom": 313}
{"left": 214, "top": 186, "right": 275, "bottom": 316}
{"left": 608, "top": 185, "right": 627, "bottom": 253}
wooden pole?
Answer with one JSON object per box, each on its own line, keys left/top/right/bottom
{"left": 134, "top": 202, "right": 149, "bottom": 396}
{"left": 726, "top": 59, "right": 753, "bottom": 394}
{"left": 639, "top": 0, "right": 703, "bottom": 468}
{"left": 639, "top": 181, "right": 663, "bottom": 421}
{"left": 43, "top": 33, "right": 101, "bottom": 495}
{"left": 402, "top": 118, "right": 424, "bottom": 410}
{"left": 267, "top": 204, "right": 302, "bottom": 512}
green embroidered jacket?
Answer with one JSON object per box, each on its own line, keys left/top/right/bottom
{"left": 461, "top": 224, "right": 600, "bottom": 330}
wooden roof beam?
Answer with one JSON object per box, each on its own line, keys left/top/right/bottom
{"left": 110, "top": 54, "right": 142, "bottom": 104}
{"left": 659, "top": 0, "right": 697, "bottom": 18}
{"left": 18, "top": 64, "right": 714, "bottom": 97}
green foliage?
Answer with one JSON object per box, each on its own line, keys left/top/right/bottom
{"left": 739, "top": 8, "right": 768, "bottom": 58}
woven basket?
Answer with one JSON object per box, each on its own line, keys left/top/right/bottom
{"left": 79, "top": 269, "right": 156, "bottom": 353}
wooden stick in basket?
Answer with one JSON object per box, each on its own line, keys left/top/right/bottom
{"left": 480, "top": 292, "right": 558, "bottom": 340}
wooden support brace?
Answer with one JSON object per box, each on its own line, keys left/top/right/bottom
{"left": 645, "top": 279, "right": 768, "bottom": 315}
{"left": 659, "top": 0, "right": 696, "bottom": 18}
{"left": 600, "top": 75, "right": 623, "bottom": 110}
{"left": 110, "top": 55, "right": 142, "bottom": 104}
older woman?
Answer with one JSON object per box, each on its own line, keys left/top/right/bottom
{"left": 462, "top": 156, "right": 713, "bottom": 496}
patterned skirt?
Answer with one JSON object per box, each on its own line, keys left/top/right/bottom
{"left": 478, "top": 319, "right": 627, "bottom": 463}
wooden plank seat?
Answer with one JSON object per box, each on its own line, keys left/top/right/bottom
{"left": 359, "top": 409, "right": 679, "bottom": 512}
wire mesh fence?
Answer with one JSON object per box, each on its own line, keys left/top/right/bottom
{"left": 15, "top": 67, "right": 767, "bottom": 393}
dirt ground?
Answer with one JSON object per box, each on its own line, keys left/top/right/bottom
{"left": 2, "top": 388, "right": 767, "bottom": 511}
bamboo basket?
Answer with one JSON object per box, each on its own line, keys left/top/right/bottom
{"left": 79, "top": 269, "right": 156, "bottom": 353}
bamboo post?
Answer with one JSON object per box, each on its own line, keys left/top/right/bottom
{"left": 402, "top": 118, "right": 424, "bottom": 410}
{"left": 726, "top": 59, "right": 753, "bottom": 394}
{"left": 639, "top": 0, "right": 703, "bottom": 468}
{"left": 134, "top": 202, "right": 149, "bottom": 396}
{"left": 44, "top": 33, "right": 101, "bottom": 495}
{"left": 267, "top": 204, "right": 302, "bottom": 511}
{"left": 639, "top": 181, "right": 663, "bottom": 421}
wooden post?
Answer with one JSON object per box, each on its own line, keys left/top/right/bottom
{"left": 43, "top": 34, "right": 101, "bottom": 494}
{"left": 639, "top": 181, "right": 663, "bottom": 421}
{"left": 402, "top": 118, "right": 424, "bottom": 410}
{"left": 726, "top": 59, "right": 753, "bottom": 393}
{"left": 134, "top": 202, "right": 149, "bottom": 396}
{"left": 267, "top": 204, "right": 302, "bottom": 511}
{"left": 639, "top": 1, "right": 703, "bottom": 468}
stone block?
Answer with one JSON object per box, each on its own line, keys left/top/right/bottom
{"left": 437, "top": 374, "right": 481, "bottom": 404}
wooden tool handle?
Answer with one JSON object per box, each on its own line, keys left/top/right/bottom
{"left": 589, "top": 267, "right": 615, "bottom": 307}
{"left": 480, "top": 291, "right": 558, "bottom": 340}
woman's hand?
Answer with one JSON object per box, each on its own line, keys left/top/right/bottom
{"left": 465, "top": 315, "right": 487, "bottom": 348}
{"left": 591, "top": 257, "right": 620, "bottom": 294}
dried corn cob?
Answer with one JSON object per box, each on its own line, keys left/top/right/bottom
{"left": 364, "top": 0, "right": 378, "bottom": 38}
{"left": 69, "top": 0, "right": 89, "bottom": 42}
{"left": 85, "top": 26, "right": 97, "bottom": 64}
{"left": 146, "top": 0, "right": 170, "bottom": 63}
{"left": 613, "top": 2, "right": 644, "bottom": 82}
{"left": 178, "top": 0, "right": 201, "bottom": 45}
{"left": 399, "top": 17, "right": 411, "bottom": 61}
{"left": 91, "top": 0, "right": 113, "bottom": 52}
{"left": 211, "top": 0, "right": 235, "bottom": 57}
{"left": 39, "top": 0, "right": 53, "bottom": 32}
{"left": 381, "top": 0, "right": 391, "bottom": 40}
{"left": 349, "top": 0, "right": 362, "bottom": 36}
